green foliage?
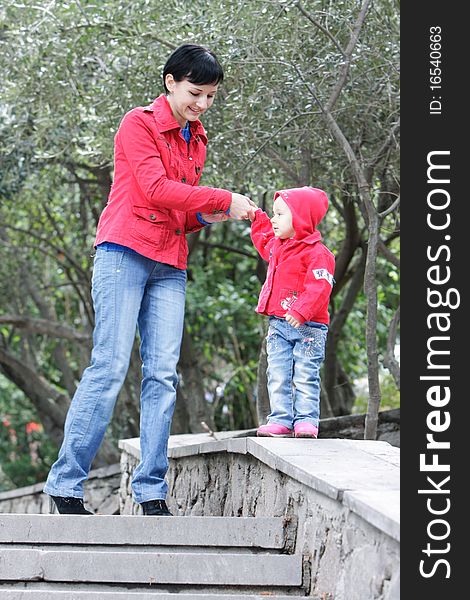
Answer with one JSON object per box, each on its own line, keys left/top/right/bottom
{"left": 352, "top": 373, "right": 400, "bottom": 415}
{"left": 186, "top": 224, "right": 263, "bottom": 429}
{"left": 0, "top": 375, "right": 58, "bottom": 490}
{"left": 335, "top": 249, "right": 400, "bottom": 378}
{"left": 0, "top": 0, "right": 400, "bottom": 478}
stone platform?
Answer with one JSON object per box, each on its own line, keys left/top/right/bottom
{"left": 119, "top": 433, "right": 400, "bottom": 599}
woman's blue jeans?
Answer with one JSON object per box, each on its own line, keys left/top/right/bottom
{"left": 265, "top": 316, "right": 328, "bottom": 429}
{"left": 44, "top": 247, "right": 186, "bottom": 503}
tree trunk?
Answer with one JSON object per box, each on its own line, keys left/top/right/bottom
{"left": 363, "top": 209, "right": 381, "bottom": 439}
{"left": 324, "top": 251, "right": 366, "bottom": 415}
{"left": 302, "top": 0, "right": 381, "bottom": 435}
{"left": 171, "top": 387, "right": 191, "bottom": 434}
{"left": 384, "top": 304, "right": 400, "bottom": 390}
{"left": 177, "top": 324, "right": 213, "bottom": 432}
{"left": 112, "top": 341, "right": 142, "bottom": 440}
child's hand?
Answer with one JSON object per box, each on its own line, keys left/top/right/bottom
{"left": 248, "top": 207, "right": 259, "bottom": 222}
{"left": 285, "top": 313, "right": 302, "bottom": 328}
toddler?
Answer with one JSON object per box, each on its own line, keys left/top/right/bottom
{"left": 250, "top": 187, "right": 335, "bottom": 438}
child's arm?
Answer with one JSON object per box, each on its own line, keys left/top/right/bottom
{"left": 250, "top": 208, "right": 275, "bottom": 261}
{"left": 286, "top": 248, "right": 335, "bottom": 325}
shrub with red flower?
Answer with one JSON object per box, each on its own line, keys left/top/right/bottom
{"left": 25, "top": 421, "right": 42, "bottom": 435}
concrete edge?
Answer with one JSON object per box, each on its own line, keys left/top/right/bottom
{"left": 343, "top": 490, "right": 400, "bottom": 542}
{"left": 0, "top": 593, "right": 305, "bottom": 600}
{"left": 245, "top": 438, "right": 341, "bottom": 501}
{"left": 119, "top": 433, "right": 399, "bottom": 543}
{"left": 119, "top": 436, "right": 249, "bottom": 461}
{"left": 340, "top": 440, "right": 401, "bottom": 467}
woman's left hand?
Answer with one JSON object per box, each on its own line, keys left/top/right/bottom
{"left": 200, "top": 211, "right": 230, "bottom": 223}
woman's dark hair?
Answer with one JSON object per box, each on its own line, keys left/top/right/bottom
{"left": 163, "top": 44, "right": 224, "bottom": 93}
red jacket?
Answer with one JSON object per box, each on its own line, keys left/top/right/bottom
{"left": 251, "top": 187, "right": 335, "bottom": 325}
{"left": 95, "top": 94, "right": 232, "bottom": 269}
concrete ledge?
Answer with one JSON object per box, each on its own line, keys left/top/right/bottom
{"left": 0, "top": 549, "right": 303, "bottom": 586}
{"left": 119, "top": 434, "right": 400, "bottom": 542}
{"left": 0, "top": 515, "right": 286, "bottom": 549}
{"left": 119, "top": 432, "right": 248, "bottom": 462}
{"left": 0, "top": 591, "right": 305, "bottom": 600}
{"left": 342, "top": 490, "right": 400, "bottom": 542}
{"left": 118, "top": 432, "right": 400, "bottom": 599}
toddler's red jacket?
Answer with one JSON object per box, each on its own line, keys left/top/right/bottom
{"left": 251, "top": 187, "right": 335, "bottom": 325}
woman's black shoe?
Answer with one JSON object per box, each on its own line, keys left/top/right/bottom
{"left": 49, "top": 495, "right": 93, "bottom": 515}
{"left": 141, "top": 499, "right": 172, "bottom": 516}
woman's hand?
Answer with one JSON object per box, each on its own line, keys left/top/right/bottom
{"left": 229, "top": 193, "right": 257, "bottom": 220}
{"left": 199, "top": 211, "right": 229, "bottom": 223}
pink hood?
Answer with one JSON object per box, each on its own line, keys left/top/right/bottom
{"left": 274, "top": 186, "right": 328, "bottom": 243}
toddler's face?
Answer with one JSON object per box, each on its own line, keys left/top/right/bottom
{"left": 271, "top": 198, "right": 295, "bottom": 239}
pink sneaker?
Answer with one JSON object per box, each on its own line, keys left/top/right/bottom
{"left": 294, "top": 422, "right": 318, "bottom": 438}
{"left": 257, "top": 423, "right": 293, "bottom": 438}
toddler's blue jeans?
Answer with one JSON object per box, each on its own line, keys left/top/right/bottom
{"left": 44, "top": 246, "right": 186, "bottom": 503}
{"left": 265, "top": 316, "right": 328, "bottom": 429}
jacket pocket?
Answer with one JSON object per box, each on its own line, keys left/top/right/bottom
{"left": 131, "top": 206, "right": 170, "bottom": 249}
{"left": 132, "top": 205, "right": 169, "bottom": 223}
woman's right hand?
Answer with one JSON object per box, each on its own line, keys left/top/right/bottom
{"left": 229, "top": 193, "right": 257, "bottom": 220}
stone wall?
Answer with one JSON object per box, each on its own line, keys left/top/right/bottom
{"left": 0, "top": 463, "right": 121, "bottom": 515}
{"left": 119, "top": 436, "right": 399, "bottom": 600}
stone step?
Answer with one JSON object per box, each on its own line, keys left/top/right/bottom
{"left": 0, "top": 548, "right": 303, "bottom": 586}
{"left": 0, "top": 515, "right": 286, "bottom": 549}
{"left": 0, "top": 590, "right": 307, "bottom": 600}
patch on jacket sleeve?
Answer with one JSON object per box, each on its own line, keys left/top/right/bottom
{"left": 312, "top": 268, "right": 334, "bottom": 286}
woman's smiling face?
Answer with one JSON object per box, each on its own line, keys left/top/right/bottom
{"left": 165, "top": 75, "right": 218, "bottom": 127}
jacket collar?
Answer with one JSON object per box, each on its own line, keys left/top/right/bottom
{"left": 275, "top": 230, "right": 322, "bottom": 249}
{"left": 142, "top": 94, "right": 208, "bottom": 142}
{"left": 301, "top": 230, "right": 322, "bottom": 244}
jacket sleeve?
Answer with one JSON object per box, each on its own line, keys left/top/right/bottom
{"left": 117, "top": 111, "right": 232, "bottom": 214}
{"left": 287, "top": 248, "right": 335, "bottom": 324}
{"left": 184, "top": 212, "right": 206, "bottom": 234}
{"left": 250, "top": 209, "right": 275, "bottom": 261}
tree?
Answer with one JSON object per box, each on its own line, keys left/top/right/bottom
{"left": 0, "top": 0, "right": 399, "bottom": 484}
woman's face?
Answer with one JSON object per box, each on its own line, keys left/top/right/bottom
{"left": 165, "top": 75, "right": 218, "bottom": 127}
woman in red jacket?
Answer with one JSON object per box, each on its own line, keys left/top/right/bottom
{"left": 44, "top": 44, "right": 256, "bottom": 516}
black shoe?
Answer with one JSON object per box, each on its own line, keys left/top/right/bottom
{"left": 49, "top": 495, "right": 93, "bottom": 515}
{"left": 141, "top": 499, "right": 173, "bottom": 516}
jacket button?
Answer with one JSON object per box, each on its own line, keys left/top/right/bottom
{"left": 181, "top": 177, "right": 186, "bottom": 183}
{"left": 175, "top": 229, "right": 182, "bottom": 235}
{"left": 149, "top": 214, "right": 156, "bottom": 221}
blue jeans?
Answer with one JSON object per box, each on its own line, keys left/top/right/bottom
{"left": 265, "top": 316, "right": 328, "bottom": 429}
{"left": 44, "top": 247, "right": 186, "bottom": 503}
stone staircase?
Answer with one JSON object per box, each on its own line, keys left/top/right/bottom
{"left": 0, "top": 514, "right": 307, "bottom": 599}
